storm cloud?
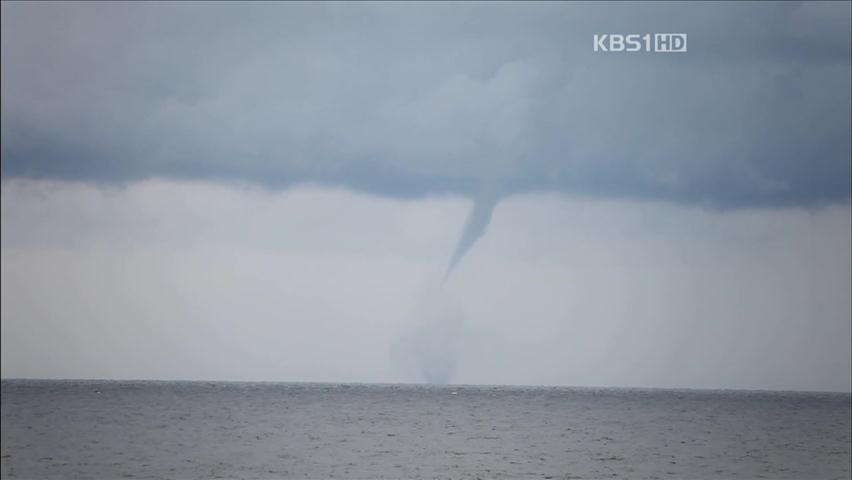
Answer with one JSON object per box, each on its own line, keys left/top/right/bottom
{"left": 2, "top": 1, "right": 850, "bottom": 207}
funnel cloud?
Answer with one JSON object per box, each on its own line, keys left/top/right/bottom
{"left": 446, "top": 191, "right": 500, "bottom": 279}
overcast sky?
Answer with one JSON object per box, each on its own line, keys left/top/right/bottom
{"left": 1, "top": 1, "right": 850, "bottom": 391}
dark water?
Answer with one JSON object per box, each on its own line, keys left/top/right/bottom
{"left": 1, "top": 380, "right": 850, "bottom": 479}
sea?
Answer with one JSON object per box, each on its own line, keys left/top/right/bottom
{"left": 1, "top": 380, "right": 850, "bottom": 479}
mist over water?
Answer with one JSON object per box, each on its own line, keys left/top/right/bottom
{"left": 391, "top": 290, "right": 466, "bottom": 384}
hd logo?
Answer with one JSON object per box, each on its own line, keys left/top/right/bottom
{"left": 593, "top": 34, "right": 687, "bottom": 53}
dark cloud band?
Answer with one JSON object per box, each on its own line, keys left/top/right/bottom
{"left": 2, "top": 2, "right": 849, "bottom": 208}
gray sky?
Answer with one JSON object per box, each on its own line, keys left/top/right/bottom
{"left": 1, "top": 1, "right": 850, "bottom": 391}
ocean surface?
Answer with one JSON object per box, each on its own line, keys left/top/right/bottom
{"left": 1, "top": 380, "right": 850, "bottom": 479}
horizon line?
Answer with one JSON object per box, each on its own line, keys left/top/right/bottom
{"left": 2, "top": 377, "right": 849, "bottom": 395}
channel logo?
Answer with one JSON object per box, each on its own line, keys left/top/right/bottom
{"left": 593, "top": 33, "right": 687, "bottom": 53}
